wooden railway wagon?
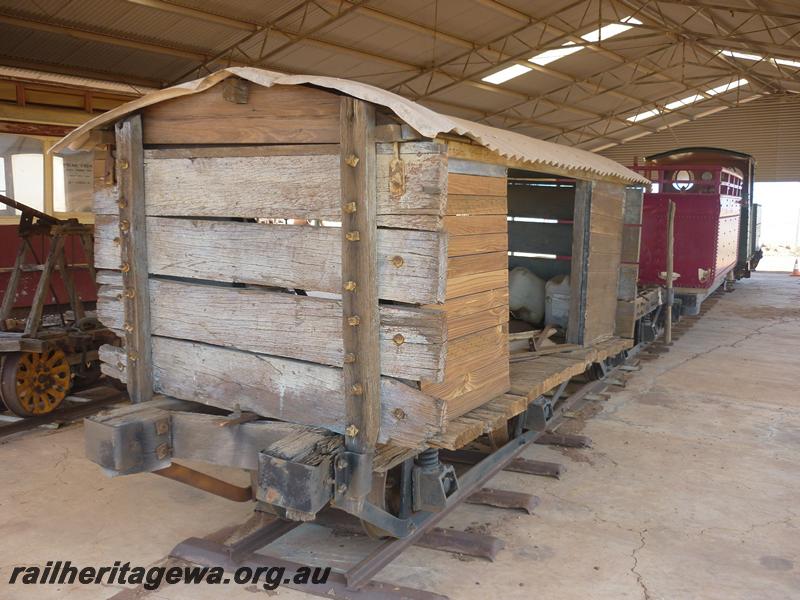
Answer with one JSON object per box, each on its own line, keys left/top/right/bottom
{"left": 54, "top": 69, "right": 648, "bottom": 536}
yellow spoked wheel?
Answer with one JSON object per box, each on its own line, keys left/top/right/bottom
{"left": 0, "top": 350, "right": 72, "bottom": 417}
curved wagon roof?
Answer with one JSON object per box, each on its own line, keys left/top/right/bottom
{"left": 52, "top": 66, "right": 648, "bottom": 186}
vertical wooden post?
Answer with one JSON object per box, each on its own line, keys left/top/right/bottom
{"left": 115, "top": 115, "right": 153, "bottom": 403}
{"left": 567, "top": 180, "right": 591, "bottom": 345}
{"left": 24, "top": 235, "right": 64, "bottom": 336}
{"left": 339, "top": 97, "right": 380, "bottom": 483}
{"left": 0, "top": 241, "right": 27, "bottom": 329}
{"left": 665, "top": 200, "right": 676, "bottom": 345}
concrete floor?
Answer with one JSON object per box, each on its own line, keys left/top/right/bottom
{"left": 1, "top": 272, "right": 798, "bottom": 600}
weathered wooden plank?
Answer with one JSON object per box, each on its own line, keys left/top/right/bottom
{"left": 377, "top": 142, "right": 448, "bottom": 216}
{"left": 339, "top": 95, "right": 380, "bottom": 458}
{"left": 427, "top": 288, "right": 509, "bottom": 340}
{"left": 93, "top": 185, "right": 119, "bottom": 215}
{"left": 142, "top": 83, "right": 342, "bottom": 145}
{"left": 621, "top": 225, "right": 642, "bottom": 263}
{"left": 447, "top": 158, "right": 506, "bottom": 178}
{"left": 447, "top": 251, "right": 507, "bottom": 279}
{"left": 446, "top": 194, "right": 507, "bottom": 216}
{"left": 448, "top": 232, "right": 507, "bottom": 257}
{"left": 448, "top": 173, "right": 506, "bottom": 197}
{"left": 102, "top": 339, "right": 445, "bottom": 449}
{"left": 98, "top": 278, "right": 446, "bottom": 382}
{"left": 142, "top": 142, "right": 447, "bottom": 222}
{"left": 443, "top": 214, "right": 507, "bottom": 235}
{"left": 115, "top": 115, "right": 152, "bottom": 403}
{"left": 446, "top": 268, "right": 508, "bottom": 300}
{"left": 95, "top": 216, "right": 447, "bottom": 305}
{"left": 567, "top": 180, "right": 591, "bottom": 345}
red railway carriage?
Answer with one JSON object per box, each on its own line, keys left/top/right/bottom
{"left": 632, "top": 149, "right": 749, "bottom": 315}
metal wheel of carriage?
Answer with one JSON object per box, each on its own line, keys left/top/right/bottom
{"left": 360, "top": 468, "right": 405, "bottom": 539}
{"left": 0, "top": 349, "right": 72, "bottom": 417}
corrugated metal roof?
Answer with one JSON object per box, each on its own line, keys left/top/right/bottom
{"left": 600, "top": 96, "right": 800, "bottom": 182}
{"left": 53, "top": 66, "right": 649, "bottom": 185}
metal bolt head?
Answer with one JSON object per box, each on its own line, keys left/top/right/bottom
{"left": 393, "top": 408, "right": 407, "bottom": 420}
{"left": 344, "top": 280, "right": 357, "bottom": 292}
{"left": 120, "top": 263, "right": 130, "bottom": 273}
{"left": 393, "top": 333, "right": 405, "bottom": 346}
{"left": 343, "top": 353, "right": 356, "bottom": 364}
{"left": 337, "top": 483, "right": 348, "bottom": 494}
{"left": 337, "top": 458, "right": 348, "bottom": 470}
{"left": 344, "top": 201, "right": 357, "bottom": 214}
{"left": 119, "top": 219, "right": 130, "bottom": 232}
{"left": 119, "top": 159, "right": 129, "bottom": 170}
{"left": 155, "top": 442, "right": 169, "bottom": 460}
{"left": 391, "top": 255, "right": 405, "bottom": 268}
{"left": 345, "top": 154, "right": 359, "bottom": 167}
{"left": 128, "top": 351, "right": 138, "bottom": 362}
{"left": 123, "top": 323, "right": 134, "bottom": 333}
{"left": 345, "top": 231, "right": 360, "bottom": 242}
{"left": 351, "top": 383, "right": 364, "bottom": 395}
{"left": 345, "top": 424, "right": 359, "bottom": 437}
{"left": 347, "top": 315, "right": 361, "bottom": 326}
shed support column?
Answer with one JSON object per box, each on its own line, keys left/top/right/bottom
{"left": 115, "top": 115, "right": 153, "bottom": 403}
{"left": 337, "top": 97, "right": 379, "bottom": 503}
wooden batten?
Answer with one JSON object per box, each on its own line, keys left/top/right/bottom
{"left": 97, "top": 278, "right": 446, "bottom": 382}
{"left": 95, "top": 215, "right": 447, "bottom": 305}
{"left": 100, "top": 342, "right": 444, "bottom": 449}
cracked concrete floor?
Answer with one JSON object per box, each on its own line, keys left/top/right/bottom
{"left": 0, "top": 272, "right": 798, "bottom": 600}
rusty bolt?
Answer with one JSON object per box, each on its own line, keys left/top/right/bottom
{"left": 128, "top": 351, "right": 138, "bottom": 362}
{"left": 116, "top": 361, "right": 125, "bottom": 371}
{"left": 120, "top": 263, "right": 130, "bottom": 273}
{"left": 337, "top": 458, "right": 348, "bottom": 470}
{"left": 123, "top": 323, "right": 134, "bottom": 333}
{"left": 344, "top": 201, "right": 357, "bottom": 214}
{"left": 393, "top": 408, "right": 407, "bottom": 420}
{"left": 391, "top": 255, "right": 405, "bottom": 268}
{"left": 337, "top": 483, "right": 348, "bottom": 494}
{"left": 345, "top": 424, "right": 359, "bottom": 437}
{"left": 117, "top": 199, "right": 127, "bottom": 209}
{"left": 155, "top": 443, "right": 169, "bottom": 460}
{"left": 345, "top": 154, "right": 359, "bottom": 167}
{"left": 345, "top": 231, "right": 360, "bottom": 242}
{"left": 351, "top": 383, "right": 364, "bottom": 395}
{"left": 119, "top": 219, "right": 130, "bottom": 232}
{"left": 155, "top": 419, "right": 169, "bottom": 435}
{"left": 119, "top": 159, "right": 129, "bottom": 170}
{"left": 123, "top": 289, "right": 135, "bottom": 298}
{"left": 347, "top": 315, "right": 361, "bottom": 326}
{"left": 343, "top": 352, "right": 356, "bottom": 364}
{"left": 393, "top": 333, "right": 405, "bottom": 346}
{"left": 113, "top": 237, "right": 121, "bottom": 246}
{"left": 344, "top": 280, "right": 357, "bottom": 292}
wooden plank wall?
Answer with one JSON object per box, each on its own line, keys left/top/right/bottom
{"left": 615, "top": 186, "right": 644, "bottom": 338}
{"left": 581, "top": 181, "right": 626, "bottom": 344}
{"left": 92, "top": 82, "right": 452, "bottom": 448}
{"left": 421, "top": 157, "right": 510, "bottom": 419}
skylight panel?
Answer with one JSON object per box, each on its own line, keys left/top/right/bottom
{"left": 775, "top": 58, "right": 800, "bottom": 68}
{"left": 627, "top": 108, "right": 660, "bottom": 122}
{"left": 706, "top": 79, "right": 747, "bottom": 96}
{"left": 664, "top": 94, "right": 703, "bottom": 110}
{"left": 720, "top": 50, "right": 763, "bottom": 61}
{"left": 482, "top": 64, "right": 532, "bottom": 84}
{"left": 529, "top": 44, "right": 582, "bottom": 66}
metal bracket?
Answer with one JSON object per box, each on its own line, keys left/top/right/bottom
{"left": 412, "top": 462, "right": 458, "bottom": 513}
{"left": 525, "top": 395, "right": 554, "bottom": 431}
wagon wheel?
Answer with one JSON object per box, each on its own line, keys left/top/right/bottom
{"left": 0, "top": 350, "right": 72, "bottom": 417}
{"left": 360, "top": 468, "right": 404, "bottom": 539}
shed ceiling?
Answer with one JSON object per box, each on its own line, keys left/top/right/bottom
{"left": 0, "top": 0, "right": 798, "bottom": 156}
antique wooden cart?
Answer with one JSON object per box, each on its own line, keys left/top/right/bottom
{"left": 0, "top": 194, "right": 115, "bottom": 416}
{"left": 53, "top": 69, "right": 647, "bottom": 538}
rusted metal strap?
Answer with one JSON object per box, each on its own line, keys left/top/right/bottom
{"left": 154, "top": 463, "right": 252, "bottom": 502}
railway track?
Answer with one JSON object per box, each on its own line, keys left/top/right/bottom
{"left": 106, "top": 349, "right": 643, "bottom": 600}
{"left": 0, "top": 383, "right": 126, "bottom": 440}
